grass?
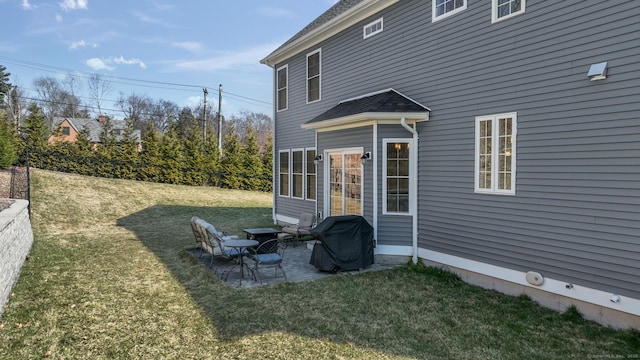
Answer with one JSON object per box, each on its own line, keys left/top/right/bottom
{"left": 0, "top": 169, "right": 639, "bottom": 359}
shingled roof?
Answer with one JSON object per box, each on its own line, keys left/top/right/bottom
{"left": 275, "top": 0, "right": 366, "bottom": 52}
{"left": 305, "top": 89, "right": 430, "bottom": 126}
{"left": 262, "top": 0, "right": 394, "bottom": 66}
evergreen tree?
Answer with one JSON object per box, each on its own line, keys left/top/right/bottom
{"left": 159, "top": 126, "right": 184, "bottom": 184}
{"left": 96, "top": 117, "right": 118, "bottom": 177}
{"left": 0, "top": 113, "right": 17, "bottom": 168}
{"left": 260, "top": 133, "right": 274, "bottom": 192}
{"left": 0, "top": 65, "right": 11, "bottom": 108}
{"left": 240, "top": 124, "right": 263, "bottom": 190}
{"left": 220, "top": 125, "right": 243, "bottom": 189}
{"left": 73, "top": 125, "right": 94, "bottom": 176}
{"left": 182, "top": 130, "right": 207, "bottom": 186}
{"left": 138, "top": 123, "right": 162, "bottom": 182}
{"left": 114, "top": 119, "right": 139, "bottom": 179}
{"left": 22, "top": 103, "right": 49, "bottom": 167}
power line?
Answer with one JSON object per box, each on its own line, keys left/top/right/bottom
{"left": 0, "top": 55, "right": 273, "bottom": 109}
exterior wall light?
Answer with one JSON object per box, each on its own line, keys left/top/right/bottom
{"left": 360, "top": 152, "right": 371, "bottom": 165}
{"left": 588, "top": 61, "right": 608, "bottom": 81}
{"left": 314, "top": 154, "right": 323, "bottom": 165}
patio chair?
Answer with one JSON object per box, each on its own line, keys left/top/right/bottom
{"left": 203, "top": 222, "right": 254, "bottom": 279}
{"left": 190, "top": 216, "right": 220, "bottom": 268}
{"left": 248, "top": 238, "right": 287, "bottom": 283}
{"left": 280, "top": 213, "right": 316, "bottom": 244}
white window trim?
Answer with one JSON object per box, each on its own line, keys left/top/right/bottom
{"left": 305, "top": 148, "right": 317, "bottom": 202}
{"left": 278, "top": 149, "right": 290, "bottom": 198}
{"left": 432, "top": 0, "right": 467, "bottom": 23}
{"left": 474, "top": 113, "right": 517, "bottom": 195}
{"left": 363, "top": 17, "right": 384, "bottom": 39}
{"left": 383, "top": 139, "right": 414, "bottom": 215}
{"left": 491, "top": 0, "right": 526, "bottom": 23}
{"left": 291, "top": 148, "right": 305, "bottom": 200}
{"left": 276, "top": 64, "right": 288, "bottom": 112}
{"left": 306, "top": 48, "right": 322, "bottom": 104}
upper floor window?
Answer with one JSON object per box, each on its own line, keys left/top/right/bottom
{"left": 307, "top": 49, "right": 321, "bottom": 103}
{"left": 475, "top": 113, "right": 517, "bottom": 195}
{"left": 432, "top": 0, "right": 467, "bottom": 22}
{"left": 363, "top": 18, "right": 383, "bottom": 39}
{"left": 384, "top": 139, "right": 412, "bottom": 214}
{"left": 492, "top": 0, "right": 525, "bottom": 23}
{"left": 277, "top": 65, "right": 288, "bottom": 111}
{"left": 62, "top": 126, "right": 70, "bottom": 136}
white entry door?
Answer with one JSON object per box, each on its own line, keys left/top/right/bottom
{"left": 326, "top": 150, "right": 363, "bottom": 217}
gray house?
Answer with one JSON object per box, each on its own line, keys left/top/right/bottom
{"left": 261, "top": 0, "right": 639, "bottom": 329}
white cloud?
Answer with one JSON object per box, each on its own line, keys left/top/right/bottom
{"left": 113, "top": 56, "right": 146, "bottom": 69}
{"left": 86, "top": 58, "right": 114, "bottom": 71}
{"left": 86, "top": 56, "right": 146, "bottom": 70}
{"left": 257, "top": 7, "right": 295, "bottom": 18}
{"left": 21, "top": 0, "right": 35, "bottom": 10}
{"left": 55, "top": 14, "right": 63, "bottom": 22}
{"left": 60, "top": 0, "right": 88, "bottom": 12}
{"left": 172, "top": 41, "right": 203, "bottom": 53}
{"left": 69, "top": 40, "right": 97, "bottom": 50}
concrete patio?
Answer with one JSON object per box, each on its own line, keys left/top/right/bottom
{"left": 188, "top": 240, "right": 404, "bottom": 288}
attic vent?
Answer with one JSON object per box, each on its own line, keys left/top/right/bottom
{"left": 363, "top": 18, "right": 383, "bottom": 39}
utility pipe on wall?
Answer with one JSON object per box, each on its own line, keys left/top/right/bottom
{"left": 400, "top": 117, "right": 419, "bottom": 265}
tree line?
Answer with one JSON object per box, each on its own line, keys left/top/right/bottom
{"left": 0, "top": 64, "right": 273, "bottom": 191}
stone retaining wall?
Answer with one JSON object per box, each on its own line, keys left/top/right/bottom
{"left": 0, "top": 200, "right": 33, "bottom": 318}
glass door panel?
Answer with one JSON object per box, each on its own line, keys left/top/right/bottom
{"left": 328, "top": 151, "right": 362, "bottom": 216}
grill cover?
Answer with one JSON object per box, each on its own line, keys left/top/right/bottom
{"left": 309, "top": 215, "right": 375, "bottom": 272}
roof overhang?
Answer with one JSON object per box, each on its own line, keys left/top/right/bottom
{"left": 261, "top": 0, "right": 400, "bottom": 67}
{"left": 301, "top": 111, "right": 429, "bottom": 131}
{"left": 301, "top": 88, "right": 430, "bottom": 131}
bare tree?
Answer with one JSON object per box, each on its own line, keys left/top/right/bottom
{"left": 62, "top": 74, "right": 82, "bottom": 118}
{"left": 229, "top": 111, "right": 273, "bottom": 149}
{"left": 87, "top": 74, "right": 112, "bottom": 117}
{"left": 116, "top": 91, "right": 152, "bottom": 131}
{"left": 33, "top": 76, "right": 84, "bottom": 128}
{"left": 149, "top": 99, "right": 179, "bottom": 132}
{"left": 5, "top": 86, "right": 28, "bottom": 129}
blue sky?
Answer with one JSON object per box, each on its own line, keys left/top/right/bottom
{"left": 0, "top": 0, "right": 339, "bottom": 118}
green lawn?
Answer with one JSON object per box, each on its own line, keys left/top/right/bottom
{"left": 0, "top": 169, "right": 638, "bottom": 359}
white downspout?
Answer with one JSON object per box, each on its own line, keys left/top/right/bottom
{"left": 401, "top": 117, "right": 419, "bottom": 265}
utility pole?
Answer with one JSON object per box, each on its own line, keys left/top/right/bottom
{"left": 202, "top": 87, "right": 208, "bottom": 147}
{"left": 217, "top": 84, "right": 223, "bottom": 154}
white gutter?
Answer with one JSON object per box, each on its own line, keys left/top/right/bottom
{"left": 401, "top": 117, "right": 419, "bottom": 265}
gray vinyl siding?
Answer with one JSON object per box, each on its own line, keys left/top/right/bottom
{"left": 376, "top": 125, "right": 414, "bottom": 247}
{"left": 271, "top": 0, "right": 640, "bottom": 298}
{"left": 317, "top": 127, "right": 374, "bottom": 222}
{"left": 414, "top": 0, "right": 640, "bottom": 299}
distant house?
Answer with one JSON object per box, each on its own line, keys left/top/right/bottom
{"left": 49, "top": 116, "right": 141, "bottom": 150}
{"left": 261, "top": 0, "right": 640, "bottom": 329}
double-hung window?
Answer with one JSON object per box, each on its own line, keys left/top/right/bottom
{"left": 384, "top": 139, "right": 412, "bottom": 214}
{"left": 306, "top": 49, "right": 321, "bottom": 103}
{"left": 277, "top": 65, "right": 288, "bottom": 111}
{"left": 62, "top": 126, "right": 71, "bottom": 136}
{"left": 475, "top": 113, "right": 517, "bottom": 195}
{"left": 492, "top": 0, "right": 525, "bottom": 23}
{"left": 306, "top": 149, "right": 317, "bottom": 200}
{"left": 292, "top": 149, "right": 304, "bottom": 199}
{"left": 279, "top": 150, "right": 290, "bottom": 197}
{"left": 432, "top": 0, "right": 467, "bottom": 22}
